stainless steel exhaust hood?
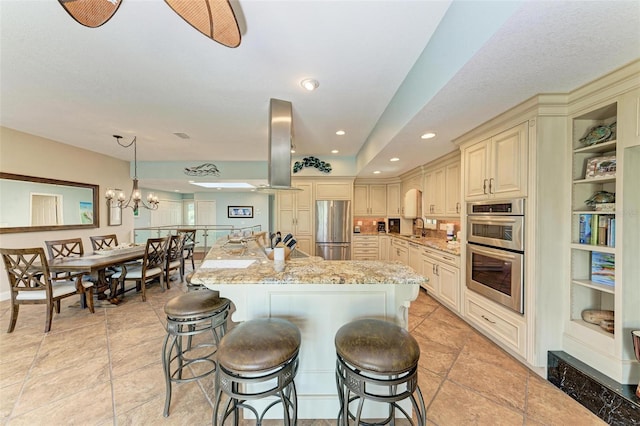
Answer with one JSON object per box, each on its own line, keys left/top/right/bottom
{"left": 257, "top": 98, "right": 301, "bottom": 192}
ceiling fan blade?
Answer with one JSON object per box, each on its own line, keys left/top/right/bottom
{"left": 165, "top": 0, "right": 241, "bottom": 48}
{"left": 58, "top": 0, "right": 121, "bottom": 28}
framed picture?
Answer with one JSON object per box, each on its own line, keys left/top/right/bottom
{"left": 228, "top": 206, "right": 253, "bottom": 218}
{"left": 585, "top": 156, "right": 616, "bottom": 179}
{"left": 108, "top": 200, "right": 122, "bottom": 226}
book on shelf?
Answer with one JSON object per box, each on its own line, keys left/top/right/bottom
{"left": 579, "top": 213, "right": 615, "bottom": 247}
{"left": 591, "top": 252, "right": 615, "bottom": 286}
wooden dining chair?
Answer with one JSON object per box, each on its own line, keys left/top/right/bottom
{"left": 176, "top": 229, "right": 196, "bottom": 275}
{"left": 89, "top": 234, "right": 119, "bottom": 251}
{"left": 111, "top": 236, "right": 169, "bottom": 302}
{"left": 0, "top": 247, "right": 95, "bottom": 333}
{"left": 165, "top": 233, "right": 185, "bottom": 286}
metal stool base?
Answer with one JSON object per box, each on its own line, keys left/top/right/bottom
{"left": 336, "top": 355, "right": 426, "bottom": 426}
{"left": 213, "top": 355, "right": 299, "bottom": 426}
{"left": 162, "top": 304, "right": 229, "bottom": 417}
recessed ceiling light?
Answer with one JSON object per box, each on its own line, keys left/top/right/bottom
{"left": 336, "top": 130, "right": 345, "bottom": 136}
{"left": 300, "top": 78, "right": 319, "bottom": 91}
{"left": 421, "top": 132, "right": 436, "bottom": 139}
{"left": 331, "top": 149, "right": 339, "bottom": 154}
{"left": 373, "top": 170, "right": 381, "bottom": 174}
{"left": 390, "top": 157, "right": 400, "bottom": 162}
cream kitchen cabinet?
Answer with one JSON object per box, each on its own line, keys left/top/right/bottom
{"left": 378, "top": 234, "right": 389, "bottom": 261}
{"left": 408, "top": 242, "right": 422, "bottom": 273}
{"left": 390, "top": 238, "right": 408, "bottom": 264}
{"left": 444, "top": 162, "right": 461, "bottom": 216}
{"left": 352, "top": 235, "right": 379, "bottom": 260}
{"left": 386, "top": 183, "right": 401, "bottom": 216}
{"left": 422, "top": 152, "right": 461, "bottom": 218}
{"left": 354, "top": 184, "right": 386, "bottom": 216}
{"left": 421, "top": 247, "right": 460, "bottom": 313}
{"left": 315, "top": 180, "right": 352, "bottom": 200}
{"left": 463, "top": 122, "right": 528, "bottom": 201}
{"left": 277, "top": 181, "right": 313, "bottom": 254}
{"left": 423, "top": 168, "right": 445, "bottom": 216}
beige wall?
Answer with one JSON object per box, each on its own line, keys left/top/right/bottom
{"left": 0, "top": 127, "right": 133, "bottom": 299}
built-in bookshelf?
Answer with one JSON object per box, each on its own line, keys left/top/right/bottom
{"left": 570, "top": 102, "right": 617, "bottom": 338}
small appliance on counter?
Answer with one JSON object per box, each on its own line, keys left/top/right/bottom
{"left": 377, "top": 221, "right": 386, "bottom": 233}
{"left": 388, "top": 218, "right": 400, "bottom": 234}
{"left": 354, "top": 226, "right": 361, "bottom": 233}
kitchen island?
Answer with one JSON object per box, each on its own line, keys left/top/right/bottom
{"left": 191, "top": 236, "right": 425, "bottom": 420}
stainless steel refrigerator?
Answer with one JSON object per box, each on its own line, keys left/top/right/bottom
{"left": 315, "top": 200, "right": 351, "bottom": 260}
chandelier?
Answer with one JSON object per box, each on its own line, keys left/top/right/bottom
{"left": 105, "top": 135, "right": 159, "bottom": 214}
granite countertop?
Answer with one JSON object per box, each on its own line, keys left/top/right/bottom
{"left": 191, "top": 237, "right": 425, "bottom": 286}
{"left": 357, "top": 232, "right": 461, "bottom": 256}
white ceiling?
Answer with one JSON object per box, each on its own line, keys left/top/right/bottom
{"left": 1, "top": 0, "right": 639, "bottom": 193}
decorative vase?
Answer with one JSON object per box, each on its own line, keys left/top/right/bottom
{"left": 633, "top": 330, "right": 640, "bottom": 399}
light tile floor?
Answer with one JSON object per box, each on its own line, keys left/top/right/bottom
{"left": 0, "top": 265, "right": 604, "bottom": 425}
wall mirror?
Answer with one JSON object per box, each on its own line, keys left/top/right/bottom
{"left": 0, "top": 172, "right": 99, "bottom": 234}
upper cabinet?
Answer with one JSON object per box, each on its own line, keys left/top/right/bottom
{"left": 354, "top": 184, "right": 386, "bottom": 216}
{"left": 277, "top": 181, "right": 313, "bottom": 253}
{"left": 386, "top": 183, "right": 401, "bottom": 217}
{"left": 463, "top": 122, "right": 528, "bottom": 201}
{"left": 422, "top": 151, "right": 461, "bottom": 218}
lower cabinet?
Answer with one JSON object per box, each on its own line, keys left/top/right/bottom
{"left": 420, "top": 247, "right": 460, "bottom": 313}
{"left": 352, "top": 235, "right": 379, "bottom": 260}
{"left": 464, "top": 289, "right": 526, "bottom": 358}
{"left": 378, "top": 235, "right": 389, "bottom": 261}
{"left": 390, "top": 238, "right": 408, "bottom": 264}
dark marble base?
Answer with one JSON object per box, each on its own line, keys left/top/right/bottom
{"left": 548, "top": 351, "right": 639, "bottom": 425}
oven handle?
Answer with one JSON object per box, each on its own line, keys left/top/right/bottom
{"left": 466, "top": 242, "right": 523, "bottom": 260}
{"left": 468, "top": 216, "right": 521, "bottom": 225}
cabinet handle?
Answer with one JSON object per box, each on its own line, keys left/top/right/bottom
{"left": 456, "top": 202, "right": 460, "bottom": 214}
{"left": 442, "top": 256, "right": 454, "bottom": 262}
{"left": 489, "top": 178, "right": 494, "bottom": 194}
{"left": 481, "top": 315, "right": 496, "bottom": 324}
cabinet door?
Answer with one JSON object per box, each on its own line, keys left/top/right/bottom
{"left": 279, "top": 209, "right": 295, "bottom": 235}
{"left": 386, "top": 183, "right": 401, "bottom": 216}
{"left": 490, "top": 123, "right": 527, "bottom": 198}
{"left": 296, "top": 237, "right": 313, "bottom": 255}
{"left": 421, "top": 253, "right": 437, "bottom": 293}
{"left": 296, "top": 208, "right": 313, "bottom": 236}
{"left": 445, "top": 162, "right": 461, "bottom": 216}
{"left": 369, "top": 185, "right": 387, "bottom": 216}
{"left": 408, "top": 244, "right": 422, "bottom": 273}
{"left": 379, "top": 236, "right": 389, "bottom": 261}
{"left": 438, "top": 262, "right": 460, "bottom": 312}
{"left": 396, "top": 246, "right": 409, "bottom": 265}
{"left": 464, "top": 139, "right": 489, "bottom": 200}
{"left": 353, "top": 185, "right": 369, "bottom": 215}
{"left": 296, "top": 182, "right": 313, "bottom": 210}
{"left": 432, "top": 168, "right": 446, "bottom": 215}
{"left": 315, "top": 182, "right": 351, "bottom": 200}
{"left": 423, "top": 171, "right": 435, "bottom": 215}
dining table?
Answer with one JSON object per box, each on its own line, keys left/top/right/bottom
{"left": 47, "top": 245, "right": 146, "bottom": 304}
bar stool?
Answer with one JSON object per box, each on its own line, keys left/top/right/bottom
{"left": 162, "top": 290, "right": 231, "bottom": 417}
{"left": 213, "top": 318, "right": 301, "bottom": 426}
{"left": 334, "top": 318, "right": 426, "bottom": 426}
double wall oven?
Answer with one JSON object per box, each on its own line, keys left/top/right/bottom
{"left": 466, "top": 199, "right": 525, "bottom": 314}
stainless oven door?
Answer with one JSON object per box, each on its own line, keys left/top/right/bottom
{"left": 466, "top": 243, "right": 524, "bottom": 314}
{"left": 467, "top": 215, "right": 524, "bottom": 251}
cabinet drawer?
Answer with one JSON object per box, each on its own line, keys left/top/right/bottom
{"left": 353, "top": 248, "right": 378, "bottom": 255}
{"left": 422, "top": 248, "right": 459, "bottom": 267}
{"left": 465, "top": 291, "right": 525, "bottom": 357}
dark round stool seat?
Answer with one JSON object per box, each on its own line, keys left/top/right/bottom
{"left": 213, "top": 318, "right": 301, "bottom": 426}
{"left": 335, "top": 318, "right": 420, "bottom": 374}
{"left": 334, "top": 318, "right": 426, "bottom": 426}
{"left": 218, "top": 318, "right": 301, "bottom": 372}
{"left": 164, "top": 289, "right": 225, "bottom": 318}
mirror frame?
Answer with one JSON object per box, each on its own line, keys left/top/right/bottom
{"left": 0, "top": 172, "right": 100, "bottom": 234}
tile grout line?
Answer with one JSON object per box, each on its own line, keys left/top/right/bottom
{"left": 103, "top": 305, "right": 118, "bottom": 426}
{"left": 6, "top": 329, "right": 46, "bottom": 422}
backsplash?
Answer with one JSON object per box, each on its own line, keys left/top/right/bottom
{"left": 353, "top": 217, "right": 385, "bottom": 233}
{"left": 413, "top": 219, "right": 460, "bottom": 240}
